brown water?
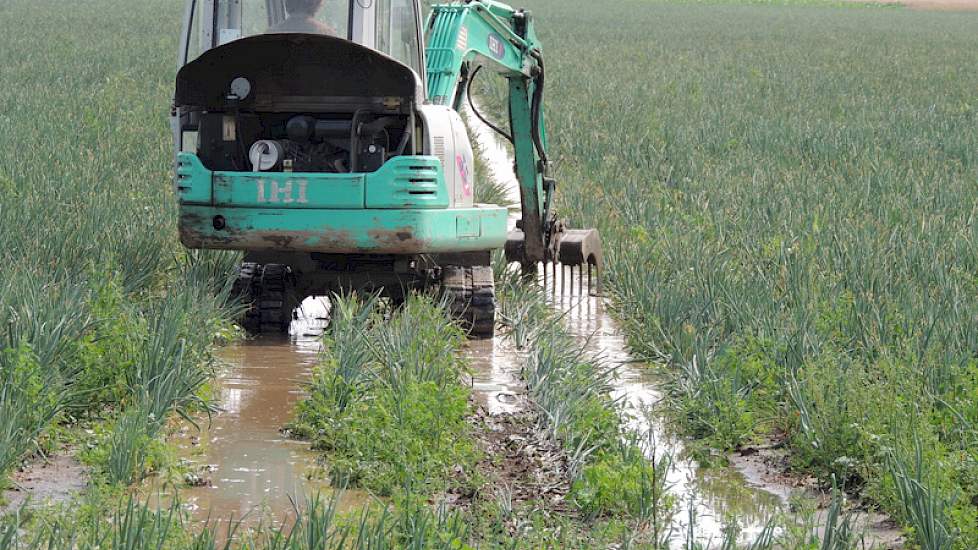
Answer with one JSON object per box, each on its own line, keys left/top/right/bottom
{"left": 168, "top": 298, "right": 372, "bottom": 527}
{"left": 173, "top": 290, "right": 782, "bottom": 545}
{"left": 464, "top": 338, "right": 525, "bottom": 415}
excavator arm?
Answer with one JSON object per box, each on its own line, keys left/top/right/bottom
{"left": 425, "top": 1, "right": 559, "bottom": 268}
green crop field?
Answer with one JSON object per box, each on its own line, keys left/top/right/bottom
{"left": 1, "top": 0, "right": 977, "bottom": 548}
{"left": 516, "top": 0, "right": 978, "bottom": 547}
{"left": 0, "top": 0, "right": 239, "bottom": 491}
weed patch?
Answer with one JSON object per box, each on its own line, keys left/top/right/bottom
{"left": 290, "top": 295, "right": 477, "bottom": 496}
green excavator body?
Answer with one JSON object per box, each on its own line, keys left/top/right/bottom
{"left": 176, "top": 151, "right": 508, "bottom": 254}
{"left": 172, "top": 0, "right": 601, "bottom": 337}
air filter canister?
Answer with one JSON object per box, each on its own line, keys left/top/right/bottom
{"left": 249, "top": 140, "right": 284, "bottom": 172}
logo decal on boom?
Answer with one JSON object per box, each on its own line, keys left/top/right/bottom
{"left": 488, "top": 33, "right": 505, "bottom": 60}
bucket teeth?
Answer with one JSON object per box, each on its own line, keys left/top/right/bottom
{"left": 538, "top": 262, "right": 600, "bottom": 298}
{"left": 505, "top": 226, "right": 603, "bottom": 296}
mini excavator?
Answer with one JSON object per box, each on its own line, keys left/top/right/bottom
{"left": 171, "top": 0, "right": 602, "bottom": 338}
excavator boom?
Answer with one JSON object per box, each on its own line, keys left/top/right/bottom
{"left": 426, "top": 1, "right": 602, "bottom": 274}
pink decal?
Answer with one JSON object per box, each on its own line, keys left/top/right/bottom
{"left": 456, "top": 154, "right": 473, "bottom": 198}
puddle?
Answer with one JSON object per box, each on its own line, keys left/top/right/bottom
{"left": 464, "top": 338, "right": 525, "bottom": 415}
{"left": 164, "top": 297, "right": 372, "bottom": 529}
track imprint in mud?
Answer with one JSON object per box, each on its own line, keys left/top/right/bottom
{"left": 458, "top": 407, "right": 573, "bottom": 521}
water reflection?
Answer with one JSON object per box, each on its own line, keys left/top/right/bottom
{"left": 169, "top": 298, "right": 370, "bottom": 527}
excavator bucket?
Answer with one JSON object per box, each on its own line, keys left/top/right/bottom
{"left": 505, "top": 226, "right": 604, "bottom": 296}
{"left": 557, "top": 228, "right": 603, "bottom": 294}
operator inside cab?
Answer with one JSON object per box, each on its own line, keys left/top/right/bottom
{"left": 268, "top": 0, "right": 337, "bottom": 35}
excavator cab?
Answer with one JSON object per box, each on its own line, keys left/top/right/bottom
{"left": 177, "top": 0, "right": 424, "bottom": 75}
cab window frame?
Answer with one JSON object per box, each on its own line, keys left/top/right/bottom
{"left": 182, "top": 0, "right": 356, "bottom": 64}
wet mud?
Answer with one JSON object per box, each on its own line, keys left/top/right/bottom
{"left": 1, "top": 453, "right": 89, "bottom": 513}
{"left": 453, "top": 406, "right": 573, "bottom": 524}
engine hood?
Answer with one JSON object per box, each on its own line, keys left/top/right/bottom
{"left": 175, "top": 34, "right": 422, "bottom": 112}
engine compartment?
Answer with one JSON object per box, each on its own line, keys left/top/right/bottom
{"left": 192, "top": 110, "right": 414, "bottom": 174}
{"left": 174, "top": 33, "right": 422, "bottom": 174}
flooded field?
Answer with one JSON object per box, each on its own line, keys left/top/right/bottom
{"left": 127, "top": 107, "right": 907, "bottom": 548}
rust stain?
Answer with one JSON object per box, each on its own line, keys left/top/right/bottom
{"left": 367, "top": 227, "right": 430, "bottom": 253}
{"left": 180, "top": 213, "right": 430, "bottom": 254}
{"left": 261, "top": 235, "right": 298, "bottom": 248}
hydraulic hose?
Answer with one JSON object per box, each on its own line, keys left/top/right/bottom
{"left": 349, "top": 108, "right": 367, "bottom": 173}
{"left": 468, "top": 65, "right": 514, "bottom": 145}
{"left": 529, "top": 50, "right": 549, "bottom": 167}
{"left": 394, "top": 108, "right": 415, "bottom": 156}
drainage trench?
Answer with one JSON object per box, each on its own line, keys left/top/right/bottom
{"left": 166, "top": 299, "right": 370, "bottom": 529}
{"left": 467, "top": 104, "right": 907, "bottom": 548}
{"left": 465, "top": 105, "right": 787, "bottom": 546}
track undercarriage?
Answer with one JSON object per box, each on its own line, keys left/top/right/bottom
{"left": 231, "top": 253, "right": 497, "bottom": 339}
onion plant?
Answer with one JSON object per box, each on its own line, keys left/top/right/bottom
{"left": 478, "top": 0, "right": 978, "bottom": 544}
{"left": 289, "top": 294, "right": 474, "bottom": 496}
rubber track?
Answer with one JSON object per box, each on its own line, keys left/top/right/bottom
{"left": 231, "top": 263, "right": 296, "bottom": 334}
{"left": 442, "top": 266, "right": 496, "bottom": 339}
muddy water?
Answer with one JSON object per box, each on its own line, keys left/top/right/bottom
{"left": 464, "top": 338, "right": 525, "bottom": 415}
{"left": 170, "top": 298, "right": 370, "bottom": 527}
